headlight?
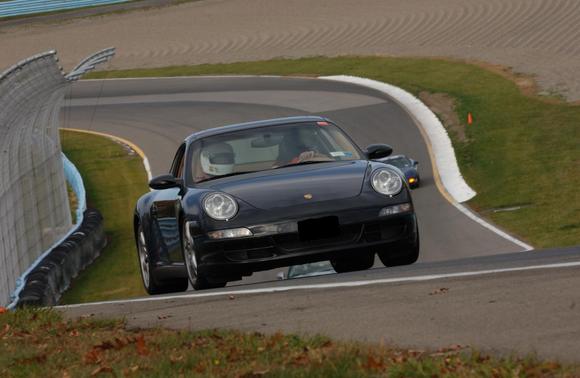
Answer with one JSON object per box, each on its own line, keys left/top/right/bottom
{"left": 203, "top": 192, "right": 238, "bottom": 220}
{"left": 371, "top": 168, "right": 403, "bottom": 196}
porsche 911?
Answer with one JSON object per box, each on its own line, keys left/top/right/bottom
{"left": 134, "top": 116, "right": 419, "bottom": 294}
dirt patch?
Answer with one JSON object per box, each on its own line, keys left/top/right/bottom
{"left": 418, "top": 91, "right": 467, "bottom": 142}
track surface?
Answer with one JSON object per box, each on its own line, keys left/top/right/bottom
{"left": 2, "top": 0, "right": 580, "bottom": 100}
{"left": 65, "top": 76, "right": 524, "bottom": 284}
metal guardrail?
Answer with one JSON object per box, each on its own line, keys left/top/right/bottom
{"left": 0, "top": 0, "right": 130, "bottom": 18}
{"left": 6, "top": 153, "right": 88, "bottom": 309}
{"left": 0, "top": 48, "right": 115, "bottom": 307}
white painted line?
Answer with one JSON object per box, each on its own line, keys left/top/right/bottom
{"left": 59, "top": 260, "right": 580, "bottom": 309}
{"left": 452, "top": 201, "right": 533, "bottom": 251}
{"left": 319, "top": 75, "right": 476, "bottom": 203}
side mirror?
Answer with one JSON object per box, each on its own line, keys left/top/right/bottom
{"left": 366, "top": 144, "right": 393, "bottom": 160}
{"left": 149, "top": 174, "right": 184, "bottom": 191}
{"left": 276, "top": 271, "right": 286, "bottom": 280}
{"left": 413, "top": 160, "right": 419, "bottom": 167}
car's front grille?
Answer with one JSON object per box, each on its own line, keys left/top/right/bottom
{"left": 364, "top": 221, "right": 405, "bottom": 242}
{"left": 226, "top": 247, "right": 276, "bottom": 261}
{"left": 274, "top": 223, "right": 362, "bottom": 252}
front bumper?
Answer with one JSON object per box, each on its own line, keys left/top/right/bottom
{"left": 192, "top": 207, "right": 417, "bottom": 279}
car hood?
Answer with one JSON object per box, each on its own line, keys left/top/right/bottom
{"left": 207, "top": 160, "right": 369, "bottom": 209}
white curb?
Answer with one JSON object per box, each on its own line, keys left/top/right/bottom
{"left": 319, "top": 75, "right": 476, "bottom": 203}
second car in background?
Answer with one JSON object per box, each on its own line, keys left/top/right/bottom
{"left": 381, "top": 155, "right": 420, "bottom": 189}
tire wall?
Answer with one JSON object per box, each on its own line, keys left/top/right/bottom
{"left": 12, "top": 154, "right": 107, "bottom": 308}
{"left": 16, "top": 208, "right": 107, "bottom": 307}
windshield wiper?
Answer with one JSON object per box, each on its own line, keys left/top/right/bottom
{"left": 197, "top": 170, "right": 259, "bottom": 183}
{"left": 274, "top": 160, "right": 333, "bottom": 170}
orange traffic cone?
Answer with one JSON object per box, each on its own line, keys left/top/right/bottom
{"left": 467, "top": 112, "right": 473, "bottom": 125}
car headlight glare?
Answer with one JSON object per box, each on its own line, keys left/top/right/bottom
{"left": 203, "top": 192, "right": 238, "bottom": 220}
{"left": 371, "top": 168, "right": 403, "bottom": 196}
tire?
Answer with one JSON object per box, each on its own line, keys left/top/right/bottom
{"left": 137, "top": 223, "right": 188, "bottom": 295}
{"left": 378, "top": 232, "right": 420, "bottom": 267}
{"left": 330, "top": 252, "right": 375, "bottom": 273}
{"left": 182, "top": 222, "right": 227, "bottom": 290}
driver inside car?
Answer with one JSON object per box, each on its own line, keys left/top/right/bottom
{"left": 195, "top": 142, "right": 236, "bottom": 182}
{"left": 275, "top": 128, "right": 332, "bottom": 167}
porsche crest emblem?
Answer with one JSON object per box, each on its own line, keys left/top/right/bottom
{"left": 304, "top": 193, "right": 313, "bottom": 200}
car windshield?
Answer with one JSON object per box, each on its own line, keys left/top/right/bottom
{"left": 188, "top": 122, "right": 362, "bottom": 184}
{"left": 385, "top": 157, "right": 411, "bottom": 168}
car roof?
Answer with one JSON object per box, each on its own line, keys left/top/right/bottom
{"left": 185, "top": 116, "right": 330, "bottom": 143}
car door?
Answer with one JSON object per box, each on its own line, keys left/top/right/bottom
{"left": 152, "top": 143, "right": 187, "bottom": 263}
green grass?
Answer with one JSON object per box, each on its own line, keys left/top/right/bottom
{"left": 88, "top": 56, "right": 580, "bottom": 248}
{"left": 0, "top": 309, "right": 576, "bottom": 377}
{"left": 59, "top": 130, "right": 148, "bottom": 304}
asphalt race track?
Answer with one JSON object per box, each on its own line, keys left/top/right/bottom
{"left": 59, "top": 76, "right": 580, "bottom": 360}
{"left": 65, "top": 76, "right": 524, "bottom": 281}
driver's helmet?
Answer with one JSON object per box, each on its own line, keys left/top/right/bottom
{"left": 200, "top": 142, "right": 235, "bottom": 176}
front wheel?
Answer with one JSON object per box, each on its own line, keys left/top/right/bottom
{"left": 378, "top": 234, "right": 420, "bottom": 267}
{"left": 182, "top": 222, "right": 227, "bottom": 290}
{"left": 137, "top": 223, "right": 188, "bottom": 295}
{"left": 330, "top": 252, "right": 375, "bottom": 273}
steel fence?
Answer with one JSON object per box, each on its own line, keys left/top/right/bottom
{"left": 0, "top": 48, "right": 114, "bottom": 306}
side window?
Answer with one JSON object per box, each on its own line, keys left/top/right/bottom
{"left": 170, "top": 144, "right": 186, "bottom": 178}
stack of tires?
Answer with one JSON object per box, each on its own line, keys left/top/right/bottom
{"left": 17, "top": 209, "right": 107, "bottom": 307}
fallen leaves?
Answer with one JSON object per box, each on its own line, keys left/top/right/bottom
{"left": 0, "top": 311, "right": 573, "bottom": 377}
{"left": 84, "top": 335, "right": 147, "bottom": 366}
{"left": 84, "top": 348, "right": 102, "bottom": 365}
{"left": 430, "top": 344, "right": 469, "bottom": 357}
{"left": 363, "top": 354, "right": 387, "bottom": 370}
{"left": 0, "top": 307, "right": 7, "bottom": 314}
{"left": 16, "top": 353, "right": 48, "bottom": 365}
{"left": 135, "top": 334, "right": 149, "bottom": 356}
{"left": 0, "top": 324, "right": 10, "bottom": 338}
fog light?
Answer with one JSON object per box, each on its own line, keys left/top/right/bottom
{"left": 379, "top": 203, "right": 412, "bottom": 217}
{"left": 408, "top": 177, "right": 416, "bottom": 184}
{"left": 207, "top": 227, "right": 252, "bottom": 239}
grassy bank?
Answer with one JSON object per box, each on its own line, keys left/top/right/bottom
{"left": 60, "top": 130, "right": 147, "bottom": 304}
{"left": 88, "top": 56, "right": 580, "bottom": 248}
{"left": 0, "top": 309, "right": 576, "bottom": 377}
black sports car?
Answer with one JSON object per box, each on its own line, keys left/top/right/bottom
{"left": 134, "top": 116, "right": 419, "bottom": 294}
{"left": 381, "top": 155, "right": 420, "bottom": 189}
